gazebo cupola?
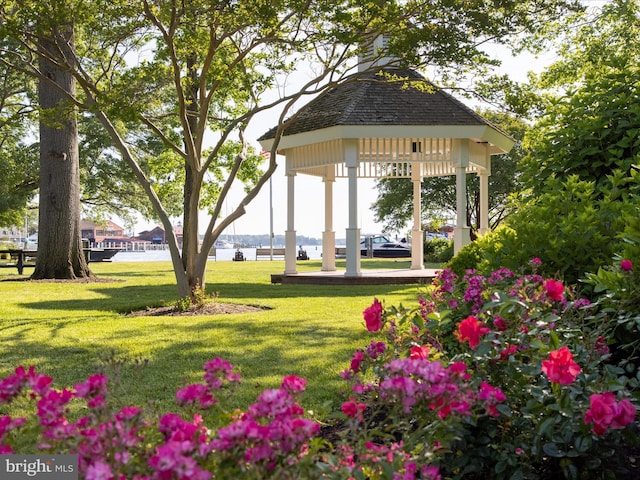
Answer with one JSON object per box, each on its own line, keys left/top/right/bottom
{"left": 259, "top": 47, "right": 514, "bottom": 278}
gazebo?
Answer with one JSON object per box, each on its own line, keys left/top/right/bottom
{"left": 259, "top": 67, "right": 514, "bottom": 278}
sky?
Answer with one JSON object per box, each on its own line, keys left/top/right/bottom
{"left": 132, "top": 41, "right": 561, "bottom": 241}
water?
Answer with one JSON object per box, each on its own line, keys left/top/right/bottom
{"left": 111, "top": 245, "right": 323, "bottom": 262}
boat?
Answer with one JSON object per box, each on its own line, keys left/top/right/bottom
{"left": 361, "top": 235, "right": 412, "bottom": 258}
{"left": 336, "top": 235, "right": 412, "bottom": 258}
{"left": 214, "top": 240, "right": 234, "bottom": 249}
{"left": 87, "top": 248, "right": 120, "bottom": 262}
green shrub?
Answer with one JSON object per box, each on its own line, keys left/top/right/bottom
{"left": 423, "top": 237, "right": 454, "bottom": 263}
{"left": 449, "top": 174, "right": 636, "bottom": 285}
{"left": 446, "top": 237, "right": 485, "bottom": 276}
{"left": 446, "top": 228, "right": 513, "bottom": 277}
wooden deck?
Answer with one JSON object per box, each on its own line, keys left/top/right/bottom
{"left": 271, "top": 268, "right": 440, "bottom": 285}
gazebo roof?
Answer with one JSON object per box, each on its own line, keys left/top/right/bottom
{"left": 259, "top": 68, "right": 514, "bottom": 179}
{"left": 260, "top": 68, "right": 510, "bottom": 143}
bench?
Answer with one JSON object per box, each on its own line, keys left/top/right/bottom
{"left": 256, "top": 248, "right": 285, "bottom": 260}
{"left": 0, "top": 250, "right": 37, "bottom": 275}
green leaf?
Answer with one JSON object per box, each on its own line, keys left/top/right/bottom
{"left": 543, "top": 442, "right": 565, "bottom": 458}
{"left": 538, "top": 417, "right": 556, "bottom": 437}
{"left": 496, "top": 403, "right": 512, "bottom": 417}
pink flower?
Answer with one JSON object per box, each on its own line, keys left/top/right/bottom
{"left": 365, "top": 341, "right": 386, "bottom": 359}
{"left": 0, "top": 371, "right": 27, "bottom": 402}
{"left": 421, "top": 465, "right": 442, "bottom": 480}
{"left": 28, "top": 372, "right": 53, "bottom": 396}
{"left": 530, "top": 257, "right": 542, "bottom": 266}
{"left": 543, "top": 279, "right": 565, "bottom": 301}
{"left": 363, "top": 298, "right": 383, "bottom": 332}
{"left": 584, "top": 392, "right": 617, "bottom": 434}
{"left": 0, "top": 415, "right": 26, "bottom": 438}
{"left": 86, "top": 395, "right": 106, "bottom": 410}
{"left": 36, "top": 388, "right": 73, "bottom": 426}
{"left": 203, "top": 357, "right": 240, "bottom": 389}
{"left": 621, "top": 259, "right": 633, "bottom": 271}
{"left": 175, "top": 384, "right": 215, "bottom": 408}
{"left": 74, "top": 374, "right": 108, "bottom": 399}
{"left": 478, "top": 382, "right": 506, "bottom": 403}
{"left": 341, "top": 398, "right": 366, "bottom": 420}
{"left": 499, "top": 344, "right": 518, "bottom": 361}
{"left": 350, "top": 351, "right": 365, "bottom": 373}
{"left": 611, "top": 399, "right": 636, "bottom": 429}
{"left": 594, "top": 336, "right": 610, "bottom": 355}
{"left": 85, "top": 460, "right": 113, "bottom": 480}
{"left": 281, "top": 375, "right": 306, "bottom": 394}
{"left": 493, "top": 316, "right": 508, "bottom": 331}
{"left": 478, "top": 382, "right": 506, "bottom": 417}
{"left": 455, "top": 316, "right": 490, "bottom": 349}
{"left": 409, "top": 345, "right": 430, "bottom": 359}
{"left": 541, "top": 347, "right": 581, "bottom": 385}
{"left": 448, "top": 362, "right": 470, "bottom": 379}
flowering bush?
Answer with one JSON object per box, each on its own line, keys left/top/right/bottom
{"left": 334, "top": 261, "right": 638, "bottom": 479}
{"left": 584, "top": 249, "right": 640, "bottom": 374}
{"left": 0, "top": 360, "right": 321, "bottom": 479}
{"left": 1, "top": 258, "right": 639, "bottom": 479}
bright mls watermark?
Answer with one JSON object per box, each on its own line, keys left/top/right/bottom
{"left": 0, "top": 455, "right": 77, "bottom": 479}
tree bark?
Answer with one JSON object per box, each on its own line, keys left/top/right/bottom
{"left": 32, "top": 29, "right": 92, "bottom": 280}
{"left": 181, "top": 54, "right": 203, "bottom": 300}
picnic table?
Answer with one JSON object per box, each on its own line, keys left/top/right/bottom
{"left": 0, "top": 249, "right": 38, "bottom": 275}
{"left": 0, "top": 247, "right": 113, "bottom": 275}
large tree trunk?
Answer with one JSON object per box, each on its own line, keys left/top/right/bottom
{"left": 32, "top": 30, "right": 92, "bottom": 280}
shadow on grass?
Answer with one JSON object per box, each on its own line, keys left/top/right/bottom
{"left": 18, "top": 280, "right": 417, "bottom": 313}
{"left": 1, "top": 316, "right": 363, "bottom": 414}
{"left": 18, "top": 283, "right": 179, "bottom": 313}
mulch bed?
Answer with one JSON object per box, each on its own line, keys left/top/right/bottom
{"left": 127, "top": 303, "right": 266, "bottom": 316}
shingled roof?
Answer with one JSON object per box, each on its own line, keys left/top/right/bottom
{"left": 259, "top": 68, "right": 497, "bottom": 140}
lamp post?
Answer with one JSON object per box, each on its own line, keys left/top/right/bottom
{"left": 269, "top": 177, "right": 274, "bottom": 261}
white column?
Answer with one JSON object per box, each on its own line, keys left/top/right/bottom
{"left": 453, "top": 140, "right": 471, "bottom": 254}
{"left": 344, "top": 139, "right": 361, "bottom": 277}
{"left": 410, "top": 163, "right": 424, "bottom": 270}
{"left": 478, "top": 171, "right": 490, "bottom": 235}
{"left": 284, "top": 171, "right": 297, "bottom": 274}
{"left": 322, "top": 171, "right": 336, "bottom": 272}
{"left": 479, "top": 148, "right": 491, "bottom": 236}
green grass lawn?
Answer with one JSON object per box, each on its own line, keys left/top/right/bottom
{"left": 0, "top": 259, "right": 430, "bottom": 423}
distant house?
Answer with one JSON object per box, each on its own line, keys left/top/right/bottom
{"left": 81, "top": 220, "right": 130, "bottom": 244}
{"left": 136, "top": 226, "right": 166, "bottom": 244}
{"left": 135, "top": 225, "right": 183, "bottom": 246}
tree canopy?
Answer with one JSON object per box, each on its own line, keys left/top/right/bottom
{"left": 521, "top": 0, "right": 640, "bottom": 192}
{"left": 0, "top": 48, "right": 38, "bottom": 227}
{"left": 0, "top": 0, "right": 583, "bottom": 298}
{"left": 453, "top": 0, "right": 640, "bottom": 284}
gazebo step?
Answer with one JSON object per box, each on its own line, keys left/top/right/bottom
{"left": 270, "top": 270, "right": 437, "bottom": 285}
